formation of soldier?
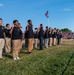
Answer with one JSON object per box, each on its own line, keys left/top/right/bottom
{"left": 0, "top": 18, "right": 62, "bottom": 60}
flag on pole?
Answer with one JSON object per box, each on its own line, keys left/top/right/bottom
{"left": 45, "top": 11, "right": 49, "bottom": 18}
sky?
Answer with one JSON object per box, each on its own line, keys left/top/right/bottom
{"left": 0, "top": 0, "right": 74, "bottom": 32}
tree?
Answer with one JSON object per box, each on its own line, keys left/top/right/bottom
{"left": 60, "top": 28, "right": 72, "bottom": 33}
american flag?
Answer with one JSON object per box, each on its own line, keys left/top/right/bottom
{"left": 45, "top": 11, "right": 49, "bottom": 18}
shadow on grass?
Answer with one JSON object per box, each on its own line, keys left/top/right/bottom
{"left": 20, "top": 51, "right": 29, "bottom": 54}
{"left": 61, "top": 51, "right": 74, "bottom": 75}
{"left": 3, "top": 53, "right": 13, "bottom": 59}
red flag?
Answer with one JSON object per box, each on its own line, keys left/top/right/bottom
{"left": 45, "top": 11, "right": 49, "bottom": 18}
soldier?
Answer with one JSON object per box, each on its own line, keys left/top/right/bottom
{"left": 44, "top": 26, "right": 49, "bottom": 48}
{"left": 9, "top": 20, "right": 22, "bottom": 60}
{"left": 49, "top": 27, "right": 53, "bottom": 47}
{"left": 52, "top": 28, "right": 57, "bottom": 46}
{"left": 60, "top": 31, "right": 63, "bottom": 44}
{"left": 0, "top": 18, "right": 5, "bottom": 59}
{"left": 5, "top": 24, "right": 11, "bottom": 54}
{"left": 24, "top": 26, "right": 28, "bottom": 48}
{"left": 57, "top": 29, "right": 61, "bottom": 45}
{"left": 18, "top": 23, "right": 23, "bottom": 52}
{"left": 27, "top": 20, "right": 34, "bottom": 54}
{"left": 34, "top": 28, "right": 39, "bottom": 48}
{"left": 38, "top": 24, "right": 44, "bottom": 50}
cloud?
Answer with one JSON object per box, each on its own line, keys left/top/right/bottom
{"left": 0, "top": 3, "right": 4, "bottom": 7}
{"left": 64, "top": 8, "right": 72, "bottom": 11}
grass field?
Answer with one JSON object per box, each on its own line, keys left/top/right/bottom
{"left": 0, "top": 39, "right": 74, "bottom": 75}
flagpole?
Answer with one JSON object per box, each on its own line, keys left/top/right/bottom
{"left": 48, "top": 17, "right": 49, "bottom": 26}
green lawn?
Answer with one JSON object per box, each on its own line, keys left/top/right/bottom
{"left": 0, "top": 39, "right": 74, "bottom": 75}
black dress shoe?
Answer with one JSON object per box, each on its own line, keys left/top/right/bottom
{"left": 28, "top": 52, "right": 33, "bottom": 54}
{"left": 39, "top": 49, "right": 44, "bottom": 50}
